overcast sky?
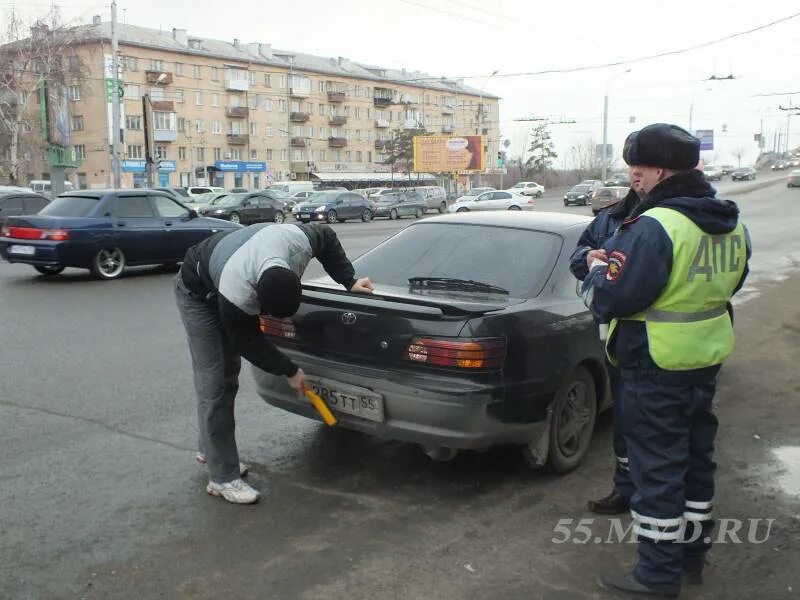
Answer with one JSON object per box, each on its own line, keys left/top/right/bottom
{"left": 11, "top": 0, "right": 800, "bottom": 168}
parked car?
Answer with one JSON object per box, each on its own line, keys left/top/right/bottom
{"left": 0, "top": 189, "right": 239, "bottom": 279}
{"left": 578, "top": 180, "right": 604, "bottom": 195}
{"left": 788, "top": 158, "right": 800, "bottom": 167}
{"left": 192, "top": 191, "right": 228, "bottom": 207}
{"left": 448, "top": 190, "right": 534, "bottom": 212}
{"left": 412, "top": 186, "right": 449, "bottom": 213}
{"left": 367, "top": 188, "right": 405, "bottom": 200}
{"left": 290, "top": 191, "right": 315, "bottom": 201}
{"left": 772, "top": 162, "right": 788, "bottom": 171}
{"left": 563, "top": 184, "right": 594, "bottom": 206}
{"left": 591, "top": 187, "right": 630, "bottom": 216}
{"left": 154, "top": 186, "right": 190, "bottom": 199}
{"left": 787, "top": 170, "right": 800, "bottom": 188}
{"left": 269, "top": 181, "right": 314, "bottom": 195}
{"left": 731, "top": 167, "right": 757, "bottom": 181}
{"left": 229, "top": 187, "right": 252, "bottom": 193}
{"left": 372, "top": 190, "right": 428, "bottom": 220}
{"left": 253, "top": 211, "right": 610, "bottom": 472}
{"left": 603, "top": 172, "right": 630, "bottom": 187}
{"left": 293, "top": 191, "right": 375, "bottom": 223}
{"left": 453, "top": 187, "right": 496, "bottom": 203}
{"left": 720, "top": 165, "right": 736, "bottom": 175}
{"left": 0, "top": 190, "right": 50, "bottom": 228}
{"left": 198, "top": 191, "right": 289, "bottom": 224}
{"left": 354, "top": 187, "right": 383, "bottom": 199}
{"left": 702, "top": 165, "right": 724, "bottom": 181}
{"left": 187, "top": 186, "right": 225, "bottom": 197}
{"left": 508, "top": 181, "right": 545, "bottom": 198}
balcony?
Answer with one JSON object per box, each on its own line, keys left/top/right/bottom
{"left": 224, "top": 74, "right": 249, "bottom": 92}
{"left": 290, "top": 112, "right": 310, "bottom": 123}
{"left": 374, "top": 140, "right": 389, "bottom": 151}
{"left": 154, "top": 129, "right": 178, "bottom": 142}
{"left": 226, "top": 106, "right": 249, "bottom": 118}
{"left": 226, "top": 134, "right": 249, "bottom": 145}
{"left": 441, "top": 124, "right": 454, "bottom": 133}
{"left": 403, "top": 120, "right": 423, "bottom": 130}
{"left": 290, "top": 87, "right": 310, "bottom": 99}
{"left": 373, "top": 95, "right": 393, "bottom": 108}
{"left": 146, "top": 71, "right": 173, "bottom": 85}
{"left": 327, "top": 91, "right": 345, "bottom": 103}
{"left": 328, "top": 137, "right": 347, "bottom": 148}
{"left": 291, "top": 137, "right": 307, "bottom": 147}
{"left": 328, "top": 115, "right": 347, "bottom": 126}
{"left": 151, "top": 100, "right": 175, "bottom": 112}
{"left": 374, "top": 119, "right": 389, "bottom": 128}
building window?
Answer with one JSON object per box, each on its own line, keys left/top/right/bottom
{"left": 354, "top": 84, "right": 360, "bottom": 98}
{"left": 344, "top": 106, "right": 351, "bottom": 117}
{"left": 213, "top": 147, "right": 221, "bottom": 161}
{"left": 319, "top": 127, "right": 327, "bottom": 139}
{"left": 293, "top": 150, "right": 302, "bottom": 161}
{"left": 229, "top": 94, "right": 241, "bottom": 108}
{"left": 155, "top": 145, "right": 167, "bottom": 159}
{"left": 250, "top": 122, "right": 258, "bottom": 136}
{"left": 212, "top": 93, "right": 220, "bottom": 107}
{"left": 308, "top": 126, "right": 314, "bottom": 138}
{"left": 231, "top": 121, "right": 244, "bottom": 135}
{"left": 230, "top": 148, "right": 241, "bottom": 160}
{"left": 179, "top": 146, "right": 186, "bottom": 160}
{"left": 177, "top": 118, "right": 186, "bottom": 132}
{"left": 266, "top": 149, "right": 273, "bottom": 160}
{"left": 195, "top": 119, "right": 205, "bottom": 133}
{"left": 278, "top": 99, "right": 286, "bottom": 113}
{"left": 265, "top": 99, "right": 273, "bottom": 112}
{"left": 175, "top": 89, "right": 185, "bottom": 103}
{"left": 153, "top": 112, "right": 176, "bottom": 131}
{"left": 212, "top": 67, "right": 219, "bottom": 81}
{"left": 344, "top": 129, "right": 351, "bottom": 139}
{"left": 319, "top": 103, "right": 326, "bottom": 115}
{"left": 150, "top": 87, "right": 166, "bottom": 101}
{"left": 290, "top": 101, "right": 300, "bottom": 113}
{"left": 150, "top": 59, "right": 165, "bottom": 71}
{"left": 124, "top": 84, "right": 140, "bottom": 100}
{"left": 125, "top": 115, "right": 142, "bottom": 130}
{"left": 306, "top": 102, "right": 314, "bottom": 114}
{"left": 356, "top": 151, "right": 362, "bottom": 162}
{"left": 249, "top": 95, "right": 259, "bottom": 109}
{"left": 71, "top": 115, "right": 84, "bottom": 131}
{"left": 175, "top": 62, "right": 184, "bottom": 76}
{"left": 292, "top": 125, "right": 303, "bottom": 136}
{"left": 249, "top": 71, "right": 256, "bottom": 85}
{"left": 367, "top": 151, "right": 372, "bottom": 163}
{"left": 356, "top": 130, "right": 362, "bottom": 141}
{"left": 194, "top": 65, "right": 202, "bottom": 79}
{"left": 250, "top": 149, "right": 258, "bottom": 160}
{"left": 345, "top": 151, "right": 352, "bottom": 162}
{"left": 281, "top": 149, "right": 288, "bottom": 161}
{"left": 68, "top": 85, "right": 81, "bottom": 101}
{"left": 123, "top": 56, "right": 138, "bottom": 71}
{"left": 266, "top": 125, "right": 273, "bottom": 137}
{"left": 127, "top": 144, "right": 143, "bottom": 159}
{"left": 212, "top": 120, "right": 222, "bottom": 134}
{"left": 320, "top": 150, "right": 326, "bottom": 161}
{"left": 265, "top": 74, "right": 271, "bottom": 87}
{"left": 195, "top": 91, "right": 204, "bottom": 105}
{"left": 280, "top": 128, "right": 288, "bottom": 138}
{"left": 74, "top": 145, "right": 86, "bottom": 160}
{"left": 319, "top": 81, "right": 325, "bottom": 93}
{"left": 197, "top": 147, "right": 205, "bottom": 161}
{"left": 279, "top": 75, "right": 287, "bottom": 89}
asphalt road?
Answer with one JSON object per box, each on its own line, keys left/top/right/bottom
{"left": 1, "top": 176, "right": 798, "bottom": 599}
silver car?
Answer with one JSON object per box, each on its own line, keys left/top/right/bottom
{"left": 448, "top": 190, "right": 534, "bottom": 212}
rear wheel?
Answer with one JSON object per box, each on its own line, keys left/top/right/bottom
{"left": 361, "top": 209, "right": 372, "bottom": 222}
{"left": 508, "top": 205, "right": 521, "bottom": 211}
{"left": 415, "top": 207, "right": 423, "bottom": 218}
{"left": 536, "top": 191, "right": 543, "bottom": 198}
{"left": 273, "top": 211, "right": 285, "bottom": 224}
{"left": 456, "top": 207, "right": 469, "bottom": 213}
{"left": 389, "top": 208, "right": 398, "bottom": 220}
{"left": 34, "top": 265, "right": 64, "bottom": 276}
{"left": 326, "top": 210, "right": 338, "bottom": 224}
{"left": 546, "top": 366, "right": 597, "bottom": 474}
{"left": 91, "top": 247, "right": 126, "bottom": 280}
{"left": 563, "top": 200, "right": 568, "bottom": 206}
{"left": 439, "top": 201, "right": 447, "bottom": 214}
{"left": 229, "top": 212, "right": 241, "bottom": 224}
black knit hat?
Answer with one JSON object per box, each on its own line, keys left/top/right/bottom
{"left": 623, "top": 123, "right": 701, "bottom": 170}
{"left": 257, "top": 266, "right": 301, "bottom": 317}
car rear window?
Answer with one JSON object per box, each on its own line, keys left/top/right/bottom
{"left": 353, "top": 222, "right": 561, "bottom": 298}
{"left": 38, "top": 196, "right": 99, "bottom": 217}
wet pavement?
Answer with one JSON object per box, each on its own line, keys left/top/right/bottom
{"left": 0, "top": 178, "right": 798, "bottom": 599}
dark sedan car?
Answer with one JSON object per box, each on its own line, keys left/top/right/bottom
{"left": 198, "top": 191, "right": 290, "bottom": 224}
{"left": 563, "top": 184, "right": 594, "bottom": 206}
{"left": 0, "top": 189, "right": 239, "bottom": 279}
{"left": 731, "top": 167, "right": 757, "bottom": 181}
{"left": 0, "top": 190, "right": 50, "bottom": 228}
{"left": 253, "top": 212, "right": 611, "bottom": 473}
{"left": 292, "top": 191, "right": 375, "bottom": 224}
{"left": 372, "top": 190, "right": 427, "bottom": 220}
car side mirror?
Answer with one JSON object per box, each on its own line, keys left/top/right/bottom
{"left": 188, "top": 209, "right": 198, "bottom": 219}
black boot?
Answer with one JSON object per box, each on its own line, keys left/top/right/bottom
{"left": 597, "top": 571, "right": 680, "bottom": 598}
{"left": 682, "top": 559, "right": 706, "bottom": 585}
{"left": 587, "top": 490, "right": 629, "bottom": 515}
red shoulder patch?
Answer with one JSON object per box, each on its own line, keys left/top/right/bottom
{"left": 622, "top": 215, "right": 641, "bottom": 227}
{"left": 606, "top": 250, "right": 628, "bottom": 281}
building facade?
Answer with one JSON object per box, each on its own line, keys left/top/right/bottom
{"left": 3, "top": 20, "right": 500, "bottom": 190}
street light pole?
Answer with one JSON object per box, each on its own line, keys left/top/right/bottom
{"left": 110, "top": 0, "right": 122, "bottom": 188}
{"left": 601, "top": 69, "right": 631, "bottom": 184}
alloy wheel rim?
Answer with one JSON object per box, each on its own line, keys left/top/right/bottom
{"left": 556, "top": 382, "right": 592, "bottom": 457}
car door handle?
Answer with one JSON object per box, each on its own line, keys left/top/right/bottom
{"left": 115, "top": 222, "right": 126, "bottom": 227}
{"left": 164, "top": 222, "right": 173, "bottom": 226}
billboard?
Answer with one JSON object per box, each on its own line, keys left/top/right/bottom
{"left": 413, "top": 135, "right": 484, "bottom": 173}
{"left": 695, "top": 130, "right": 714, "bottom": 151}
{"left": 45, "top": 84, "right": 70, "bottom": 148}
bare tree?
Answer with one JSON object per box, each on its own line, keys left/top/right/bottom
{"left": 0, "top": 6, "right": 88, "bottom": 184}
{"left": 731, "top": 147, "right": 746, "bottom": 168}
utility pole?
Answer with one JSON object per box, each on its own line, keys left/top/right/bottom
{"left": 602, "top": 69, "right": 631, "bottom": 184}
{"left": 111, "top": 0, "right": 122, "bottom": 188}
{"left": 286, "top": 55, "right": 294, "bottom": 181}
{"left": 778, "top": 104, "right": 800, "bottom": 155}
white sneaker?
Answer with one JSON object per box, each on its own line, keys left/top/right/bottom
{"left": 206, "top": 479, "right": 261, "bottom": 504}
{"left": 195, "top": 453, "right": 249, "bottom": 477}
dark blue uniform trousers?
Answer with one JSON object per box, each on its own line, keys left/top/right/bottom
{"left": 620, "top": 365, "right": 718, "bottom": 587}
{"left": 607, "top": 362, "right": 633, "bottom": 499}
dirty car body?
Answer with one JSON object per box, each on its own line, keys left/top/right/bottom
{"left": 253, "top": 212, "right": 611, "bottom": 470}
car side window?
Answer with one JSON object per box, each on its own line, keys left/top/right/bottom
{"left": 151, "top": 195, "right": 189, "bottom": 218}
{"left": 113, "top": 196, "right": 156, "bottom": 218}
{"left": 1, "top": 196, "right": 24, "bottom": 212}
{"left": 23, "top": 197, "right": 48, "bottom": 213}
{"left": 496, "top": 192, "right": 512, "bottom": 199}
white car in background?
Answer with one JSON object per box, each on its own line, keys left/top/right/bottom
{"left": 508, "top": 181, "right": 545, "bottom": 198}
{"left": 448, "top": 190, "right": 534, "bottom": 212}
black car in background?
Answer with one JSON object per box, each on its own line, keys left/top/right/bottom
{"left": 0, "top": 189, "right": 50, "bottom": 228}
{"left": 198, "top": 191, "right": 290, "bottom": 224}
{"left": 372, "top": 190, "right": 428, "bottom": 219}
{"left": 292, "top": 191, "right": 376, "bottom": 223}
{"left": 731, "top": 167, "right": 757, "bottom": 181}
{"left": 563, "top": 184, "right": 594, "bottom": 206}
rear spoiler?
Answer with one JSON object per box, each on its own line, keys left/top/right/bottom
{"left": 301, "top": 284, "right": 509, "bottom": 316}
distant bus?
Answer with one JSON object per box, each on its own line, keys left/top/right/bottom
{"left": 29, "top": 180, "right": 74, "bottom": 198}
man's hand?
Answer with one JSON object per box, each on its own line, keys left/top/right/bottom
{"left": 586, "top": 249, "right": 608, "bottom": 269}
{"left": 349, "top": 277, "right": 374, "bottom": 294}
{"left": 287, "top": 368, "right": 306, "bottom": 392}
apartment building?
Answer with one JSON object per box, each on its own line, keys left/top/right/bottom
{"left": 3, "top": 19, "right": 500, "bottom": 190}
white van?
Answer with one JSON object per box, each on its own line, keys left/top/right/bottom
{"left": 269, "top": 181, "right": 314, "bottom": 195}
{"left": 29, "top": 180, "right": 74, "bottom": 199}
{"left": 412, "top": 186, "right": 449, "bottom": 212}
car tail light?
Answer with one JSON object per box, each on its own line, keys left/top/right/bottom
{"left": 4, "top": 227, "right": 70, "bottom": 241}
{"left": 527, "top": 198, "right": 535, "bottom": 205}
{"left": 259, "top": 315, "right": 297, "bottom": 339}
{"left": 407, "top": 337, "right": 506, "bottom": 369}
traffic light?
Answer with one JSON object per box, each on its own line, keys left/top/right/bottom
{"left": 497, "top": 152, "right": 503, "bottom": 167}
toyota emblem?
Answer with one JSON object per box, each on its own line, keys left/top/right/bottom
{"left": 341, "top": 312, "right": 357, "bottom": 325}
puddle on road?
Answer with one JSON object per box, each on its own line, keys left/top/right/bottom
{"left": 772, "top": 447, "right": 800, "bottom": 496}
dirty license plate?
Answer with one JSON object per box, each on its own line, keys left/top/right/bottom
{"left": 8, "top": 245, "right": 35, "bottom": 255}
{"left": 308, "top": 379, "right": 384, "bottom": 423}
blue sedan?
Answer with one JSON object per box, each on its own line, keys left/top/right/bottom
{"left": 0, "top": 189, "right": 241, "bottom": 279}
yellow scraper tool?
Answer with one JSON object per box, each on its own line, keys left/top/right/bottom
{"left": 304, "top": 388, "right": 338, "bottom": 426}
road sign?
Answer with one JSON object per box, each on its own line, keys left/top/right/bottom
{"left": 105, "top": 78, "right": 124, "bottom": 102}
{"left": 695, "top": 130, "right": 714, "bottom": 151}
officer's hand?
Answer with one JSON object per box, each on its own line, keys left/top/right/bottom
{"left": 287, "top": 368, "right": 306, "bottom": 392}
{"left": 349, "top": 277, "right": 374, "bottom": 294}
{"left": 586, "top": 249, "right": 608, "bottom": 268}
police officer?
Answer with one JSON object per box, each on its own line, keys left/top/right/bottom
{"left": 175, "top": 222, "right": 373, "bottom": 504}
{"left": 569, "top": 185, "right": 643, "bottom": 515}
{"left": 582, "top": 123, "right": 750, "bottom": 597}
